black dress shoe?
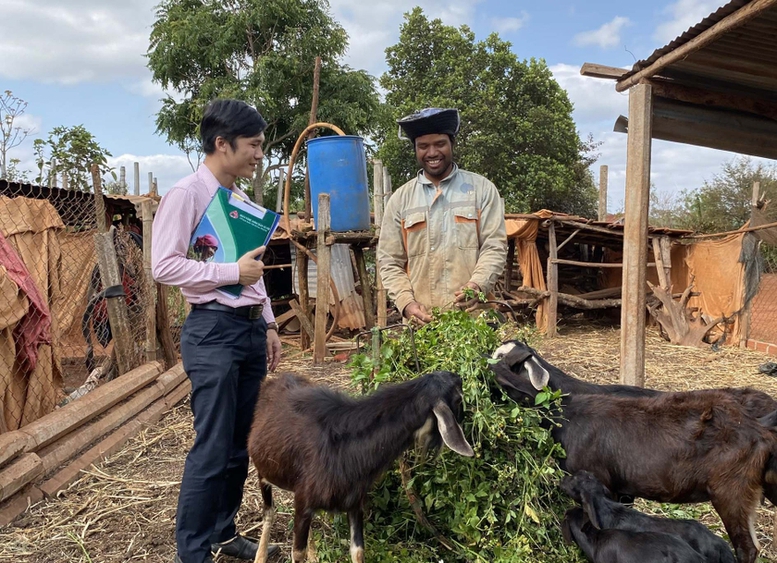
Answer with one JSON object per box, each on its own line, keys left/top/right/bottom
{"left": 211, "top": 535, "right": 279, "bottom": 560}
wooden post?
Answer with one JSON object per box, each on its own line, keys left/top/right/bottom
{"left": 297, "top": 247, "right": 311, "bottom": 350}
{"left": 61, "top": 174, "right": 68, "bottom": 190}
{"left": 547, "top": 221, "right": 559, "bottom": 337}
{"left": 651, "top": 237, "right": 671, "bottom": 290}
{"left": 620, "top": 83, "right": 653, "bottom": 387}
{"left": 49, "top": 160, "right": 57, "bottom": 189}
{"left": 313, "top": 194, "right": 332, "bottom": 364}
{"left": 304, "top": 56, "right": 323, "bottom": 224}
{"left": 92, "top": 165, "right": 108, "bottom": 233}
{"left": 505, "top": 239, "right": 516, "bottom": 293}
{"left": 93, "top": 230, "right": 136, "bottom": 375}
{"left": 155, "top": 285, "right": 177, "bottom": 369}
{"left": 152, "top": 177, "right": 158, "bottom": 196}
{"left": 383, "top": 168, "right": 392, "bottom": 203}
{"left": 752, "top": 181, "right": 761, "bottom": 207}
{"left": 352, "top": 246, "right": 375, "bottom": 328}
{"left": 740, "top": 181, "right": 762, "bottom": 348}
{"left": 119, "top": 166, "right": 126, "bottom": 194}
{"left": 598, "top": 165, "right": 608, "bottom": 221}
{"left": 141, "top": 200, "right": 157, "bottom": 363}
{"left": 148, "top": 172, "right": 153, "bottom": 195}
{"left": 373, "top": 159, "right": 384, "bottom": 235}
{"left": 133, "top": 162, "right": 140, "bottom": 196}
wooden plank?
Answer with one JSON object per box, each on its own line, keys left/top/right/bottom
{"left": 154, "top": 362, "right": 186, "bottom": 395}
{"left": 598, "top": 165, "right": 608, "bottom": 221}
{"left": 615, "top": 0, "right": 777, "bottom": 92}
{"left": 0, "top": 453, "right": 43, "bottom": 503}
{"left": 37, "top": 421, "right": 142, "bottom": 500}
{"left": 620, "top": 83, "right": 653, "bottom": 387}
{"left": 0, "top": 484, "right": 44, "bottom": 527}
{"left": 289, "top": 299, "right": 315, "bottom": 341}
{"left": 20, "top": 362, "right": 162, "bottom": 451}
{"left": 352, "top": 246, "right": 375, "bottom": 328}
{"left": 0, "top": 432, "right": 31, "bottom": 471}
{"left": 580, "top": 63, "right": 628, "bottom": 80}
{"left": 556, "top": 230, "right": 581, "bottom": 253}
{"left": 141, "top": 200, "right": 157, "bottom": 363}
{"left": 296, "top": 247, "right": 311, "bottom": 349}
{"left": 156, "top": 284, "right": 177, "bottom": 370}
{"left": 551, "top": 258, "right": 624, "bottom": 268}
{"left": 547, "top": 222, "right": 559, "bottom": 337}
{"left": 133, "top": 162, "right": 140, "bottom": 196}
{"left": 37, "top": 383, "right": 164, "bottom": 474}
{"left": 314, "top": 194, "right": 332, "bottom": 364}
{"left": 93, "top": 228, "right": 135, "bottom": 375}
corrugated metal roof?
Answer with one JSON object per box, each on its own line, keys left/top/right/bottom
{"left": 623, "top": 0, "right": 750, "bottom": 77}
{"left": 619, "top": 0, "right": 777, "bottom": 99}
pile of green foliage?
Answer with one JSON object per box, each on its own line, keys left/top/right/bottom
{"left": 313, "top": 310, "right": 583, "bottom": 562}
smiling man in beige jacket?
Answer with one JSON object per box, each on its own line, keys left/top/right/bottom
{"left": 377, "top": 108, "right": 507, "bottom": 324}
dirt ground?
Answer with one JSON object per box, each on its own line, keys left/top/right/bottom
{"left": 2, "top": 321, "right": 777, "bottom": 562}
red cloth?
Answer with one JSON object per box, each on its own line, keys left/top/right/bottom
{"left": 0, "top": 231, "right": 51, "bottom": 371}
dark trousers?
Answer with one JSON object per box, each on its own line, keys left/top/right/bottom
{"left": 176, "top": 308, "right": 267, "bottom": 563}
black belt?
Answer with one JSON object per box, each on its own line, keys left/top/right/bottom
{"left": 191, "top": 301, "right": 264, "bottom": 320}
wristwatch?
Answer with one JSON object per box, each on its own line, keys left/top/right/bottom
{"left": 266, "top": 322, "right": 278, "bottom": 332}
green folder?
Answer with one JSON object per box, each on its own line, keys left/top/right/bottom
{"left": 188, "top": 187, "right": 281, "bottom": 298}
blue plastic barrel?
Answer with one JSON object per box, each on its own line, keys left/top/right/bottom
{"left": 307, "top": 135, "right": 370, "bottom": 232}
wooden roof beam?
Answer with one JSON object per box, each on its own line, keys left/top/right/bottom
{"left": 647, "top": 78, "right": 777, "bottom": 121}
{"left": 615, "top": 0, "right": 777, "bottom": 92}
{"left": 580, "top": 63, "right": 628, "bottom": 80}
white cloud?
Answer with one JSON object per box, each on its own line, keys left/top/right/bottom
{"left": 0, "top": 0, "right": 156, "bottom": 85}
{"left": 654, "top": 0, "right": 724, "bottom": 44}
{"left": 492, "top": 12, "right": 529, "bottom": 34}
{"left": 331, "top": 0, "right": 485, "bottom": 75}
{"left": 573, "top": 16, "right": 631, "bottom": 49}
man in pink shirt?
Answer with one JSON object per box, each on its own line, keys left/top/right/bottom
{"left": 152, "top": 99, "right": 281, "bottom": 563}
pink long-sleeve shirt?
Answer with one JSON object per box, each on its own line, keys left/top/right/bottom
{"left": 151, "top": 164, "right": 275, "bottom": 324}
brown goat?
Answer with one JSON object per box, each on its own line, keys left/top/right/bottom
{"left": 247, "top": 371, "right": 474, "bottom": 563}
{"left": 491, "top": 358, "right": 777, "bottom": 563}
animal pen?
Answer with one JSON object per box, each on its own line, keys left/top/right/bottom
{"left": 0, "top": 176, "right": 184, "bottom": 526}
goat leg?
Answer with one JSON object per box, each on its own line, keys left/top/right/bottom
{"left": 254, "top": 482, "right": 275, "bottom": 563}
{"left": 348, "top": 508, "right": 365, "bottom": 563}
{"left": 711, "top": 494, "right": 759, "bottom": 563}
{"left": 292, "top": 497, "right": 314, "bottom": 563}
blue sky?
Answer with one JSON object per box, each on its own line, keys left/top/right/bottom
{"left": 2, "top": 0, "right": 767, "bottom": 211}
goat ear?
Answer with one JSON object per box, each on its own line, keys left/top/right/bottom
{"left": 580, "top": 490, "right": 602, "bottom": 530}
{"left": 432, "top": 402, "right": 474, "bottom": 457}
{"left": 525, "top": 358, "right": 550, "bottom": 390}
{"left": 758, "top": 409, "right": 777, "bottom": 428}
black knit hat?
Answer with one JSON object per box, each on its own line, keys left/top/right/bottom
{"left": 397, "top": 108, "right": 460, "bottom": 142}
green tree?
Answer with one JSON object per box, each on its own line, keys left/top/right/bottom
{"left": 33, "top": 125, "right": 113, "bottom": 191}
{"left": 378, "top": 9, "right": 598, "bottom": 216}
{"left": 679, "top": 157, "right": 777, "bottom": 233}
{"left": 0, "top": 90, "right": 33, "bottom": 180}
{"left": 147, "top": 0, "right": 380, "bottom": 204}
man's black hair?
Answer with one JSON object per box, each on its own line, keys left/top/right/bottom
{"left": 201, "top": 99, "right": 268, "bottom": 154}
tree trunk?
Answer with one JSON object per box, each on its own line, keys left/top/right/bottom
{"left": 646, "top": 278, "right": 725, "bottom": 347}
{"left": 252, "top": 159, "right": 265, "bottom": 206}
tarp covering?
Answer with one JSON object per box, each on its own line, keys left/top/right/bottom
{"left": 0, "top": 196, "right": 65, "bottom": 431}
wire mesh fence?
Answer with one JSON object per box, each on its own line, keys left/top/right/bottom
{"left": 0, "top": 180, "right": 162, "bottom": 432}
{"left": 750, "top": 243, "right": 777, "bottom": 347}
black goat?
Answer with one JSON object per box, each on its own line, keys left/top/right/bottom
{"left": 247, "top": 371, "right": 474, "bottom": 563}
{"left": 492, "top": 340, "right": 777, "bottom": 419}
{"left": 562, "top": 471, "right": 735, "bottom": 563}
{"left": 490, "top": 358, "right": 776, "bottom": 563}
{"left": 562, "top": 508, "right": 706, "bottom": 563}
